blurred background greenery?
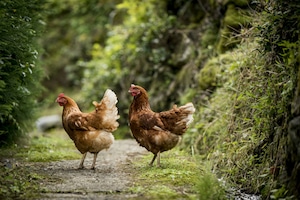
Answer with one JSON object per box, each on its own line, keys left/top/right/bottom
{"left": 1, "top": 0, "right": 299, "bottom": 198}
{"left": 39, "top": 0, "right": 253, "bottom": 134}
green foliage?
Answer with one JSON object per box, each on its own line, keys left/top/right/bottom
{"left": 217, "top": 4, "right": 251, "bottom": 52}
{"left": 183, "top": 0, "right": 300, "bottom": 196}
{"left": 185, "top": 37, "right": 280, "bottom": 194}
{"left": 254, "top": 0, "right": 300, "bottom": 197}
{"left": 0, "top": 0, "right": 44, "bottom": 146}
{"left": 41, "top": 0, "right": 121, "bottom": 90}
{"left": 0, "top": 166, "right": 45, "bottom": 199}
{"left": 195, "top": 166, "right": 226, "bottom": 200}
{"left": 197, "top": 54, "right": 232, "bottom": 90}
{"left": 257, "top": 0, "right": 300, "bottom": 62}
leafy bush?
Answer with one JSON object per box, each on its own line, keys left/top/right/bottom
{"left": 256, "top": 0, "right": 300, "bottom": 197}
{"left": 0, "top": 0, "right": 44, "bottom": 146}
{"left": 41, "top": 0, "right": 121, "bottom": 90}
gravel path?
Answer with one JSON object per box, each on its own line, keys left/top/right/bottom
{"left": 30, "top": 139, "right": 147, "bottom": 199}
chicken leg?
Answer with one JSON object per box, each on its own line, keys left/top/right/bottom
{"left": 157, "top": 151, "right": 161, "bottom": 167}
{"left": 91, "top": 152, "right": 99, "bottom": 170}
{"left": 149, "top": 151, "right": 161, "bottom": 167}
{"left": 78, "top": 152, "right": 87, "bottom": 169}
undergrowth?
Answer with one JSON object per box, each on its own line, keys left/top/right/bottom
{"left": 182, "top": 39, "right": 265, "bottom": 192}
{"left": 182, "top": 26, "right": 297, "bottom": 198}
{"left": 129, "top": 149, "right": 226, "bottom": 200}
{"left": 0, "top": 165, "right": 45, "bottom": 199}
{"left": 0, "top": 130, "right": 80, "bottom": 162}
{"left": 0, "top": 128, "right": 80, "bottom": 199}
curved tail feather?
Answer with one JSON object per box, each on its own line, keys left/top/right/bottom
{"left": 178, "top": 102, "right": 195, "bottom": 126}
{"left": 93, "top": 89, "right": 120, "bottom": 131}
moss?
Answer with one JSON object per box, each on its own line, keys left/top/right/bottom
{"left": 217, "top": 27, "right": 232, "bottom": 53}
{"left": 129, "top": 149, "right": 226, "bottom": 199}
{"left": 217, "top": 4, "right": 251, "bottom": 52}
{"left": 223, "top": 0, "right": 249, "bottom": 8}
{"left": 201, "top": 26, "right": 219, "bottom": 49}
{"left": 224, "top": 4, "right": 249, "bottom": 29}
{"left": 198, "top": 61, "right": 219, "bottom": 90}
{"left": 197, "top": 52, "right": 239, "bottom": 90}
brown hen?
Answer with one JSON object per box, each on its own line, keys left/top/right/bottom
{"left": 56, "top": 89, "right": 119, "bottom": 169}
{"left": 128, "top": 84, "right": 195, "bottom": 167}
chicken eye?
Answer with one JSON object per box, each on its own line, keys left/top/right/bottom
{"left": 134, "top": 88, "right": 140, "bottom": 95}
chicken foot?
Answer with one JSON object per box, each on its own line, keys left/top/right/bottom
{"left": 149, "top": 151, "right": 161, "bottom": 167}
{"left": 78, "top": 152, "right": 87, "bottom": 169}
{"left": 78, "top": 152, "right": 99, "bottom": 170}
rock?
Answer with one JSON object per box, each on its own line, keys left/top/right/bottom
{"left": 36, "top": 115, "right": 62, "bottom": 132}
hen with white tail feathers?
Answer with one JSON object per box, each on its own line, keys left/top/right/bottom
{"left": 56, "top": 89, "right": 119, "bottom": 170}
{"left": 128, "top": 84, "right": 195, "bottom": 167}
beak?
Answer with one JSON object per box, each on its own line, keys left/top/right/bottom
{"left": 128, "top": 84, "right": 136, "bottom": 93}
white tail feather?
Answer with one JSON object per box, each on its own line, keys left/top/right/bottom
{"left": 103, "top": 89, "right": 118, "bottom": 107}
{"left": 99, "top": 89, "right": 120, "bottom": 130}
{"left": 178, "top": 102, "right": 195, "bottom": 126}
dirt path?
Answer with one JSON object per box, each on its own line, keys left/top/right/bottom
{"left": 29, "top": 139, "right": 147, "bottom": 199}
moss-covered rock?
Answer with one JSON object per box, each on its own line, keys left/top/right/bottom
{"left": 198, "top": 60, "right": 219, "bottom": 90}
{"left": 217, "top": 4, "right": 251, "bottom": 52}
{"left": 224, "top": 4, "right": 249, "bottom": 28}
{"left": 201, "top": 26, "right": 219, "bottom": 49}
{"left": 197, "top": 52, "right": 240, "bottom": 90}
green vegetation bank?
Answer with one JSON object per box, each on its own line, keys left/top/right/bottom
{"left": 0, "top": 0, "right": 44, "bottom": 146}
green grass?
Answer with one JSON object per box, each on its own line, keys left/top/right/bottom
{"left": 128, "top": 149, "right": 226, "bottom": 200}
{"left": 0, "top": 128, "right": 80, "bottom": 199}
{"left": 19, "top": 130, "right": 80, "bottom": 162}
{"left": 0, "top": 129, "right": 81, "bottom": 162}
{"left": 0, "top": 166, "right": 46, "bottom": 199}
